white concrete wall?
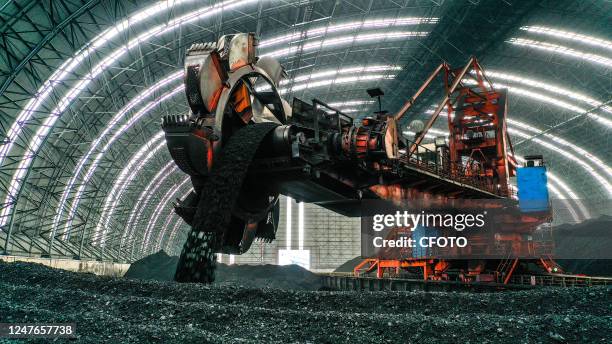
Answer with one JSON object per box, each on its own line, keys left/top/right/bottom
{"left": 0, "top": 255, "right": 130, "bottom": 277}
{"left": 230, "top": 196, "right": 361, "bottom": 271}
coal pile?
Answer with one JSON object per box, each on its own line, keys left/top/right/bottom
{"left": 1, "top": 261, "right": 610, "bottom": 343}
{"left": 125, "top": 251, "right": 321, "bottom": 290}
{"left": 215, "top": 263, "right": 321, "bottom": 290}
{"left": 124, "top": 250, "right": 179, "bottom": 281}
{"left": 333, "top": 256, "right": 363, "bottom": 273}
{"left": 554, "top": 216, "right": 612, "bottom": 276}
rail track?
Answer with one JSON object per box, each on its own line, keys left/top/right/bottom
{"left": 321, "top": 272, "right": 612, "bottom": 292}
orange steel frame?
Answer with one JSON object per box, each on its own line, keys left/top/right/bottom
{"left": 354, "top": 258, "right": 451, "bottom": 280}
{"left": 355, "top": 57, "right": 550, "bottom": 285}
{"left": 445, "top": 59, "right": 515, "bottom": 197}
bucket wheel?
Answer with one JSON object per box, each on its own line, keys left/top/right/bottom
{"left": 172, "top": 34, "right": 289, "bottom": 283}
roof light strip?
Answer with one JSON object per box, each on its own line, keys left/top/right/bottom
{"left": 513, "top": 156, "right": 581, "bottom": 222}
{"left": 280, "top": 74, "right": 396, "bottom": 93}
{"left": 59, "top": 85, "right": 183, "bottom": 238}
{"left": 507, "top": 119, "right": 612, "bottom": 180}
{"left": 508, "top": 38, "right": 612, "bottom": 67}
{"left": 141, "top": 177, "right": 191, "bottom": 251}
{"left": 323, "top": 108, "right": 359, "bottom": 114}
{"left": 120, "top": 161, "right": 177, "bottom": 249}
{"left": 263, "top": 31, "right": 428, "bottom": 58}
{"left": 508, "top": 127, "right": 612, "bottom": 197}
{"left": 484, "top": 70, "right": 612, "bottom": 115}
{"left": 0, "top": 0, "right": 194, "bottom": 163}
{"left": 0, "top": 0, "right": 257, "bottom": 227}
{"left": 151, "top": 188, "right": 192, "bottom": 253}
{"left": 165, "top": 216, "right": 184, "bottom": 254}
{"left": 289, "top": 65, "right": 401, "bottom": 83}
{"left": 260, "top": 17, "right": 437, "bottom": 48}
{"left": 257, "top": 65, "right": 400, "bottom": 92}
{"left": 92, "top": 132, "right": 165, "bottom": 244}
{"left": 327, "top": 100, "right": 376, "bottom": 107}
{"left": 520, "top": 26, "right": 612, "bottom": 51}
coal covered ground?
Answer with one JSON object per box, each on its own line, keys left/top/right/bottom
{"left": 0, "top": 261, "right": 610, "bottom": 343}
{"left": 123, "top": 251, "right": 323, "bottom": 290}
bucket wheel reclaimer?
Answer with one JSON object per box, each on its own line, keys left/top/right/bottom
{"left": 161, "top": 33, "right": 290, "bottom": 283}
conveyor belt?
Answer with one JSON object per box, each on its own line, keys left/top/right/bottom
{"left": 175, "top": 123, "right": 279, "bottom": 283}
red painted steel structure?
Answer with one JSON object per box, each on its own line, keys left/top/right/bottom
{"left": 355, "top": 58, "right": 553, "bottom": 284}
{"left": 167, "top": 35, "right": 555, "bottom": 284}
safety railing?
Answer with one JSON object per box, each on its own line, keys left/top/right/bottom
{"left": 509, "top": 274, "right": 612, "bottom": 287}
{"left": 397, "top": 139, "right": 508, "bottom": 197}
